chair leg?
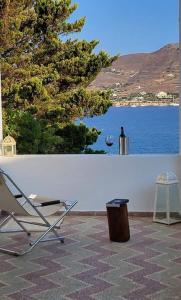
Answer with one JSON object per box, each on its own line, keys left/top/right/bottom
{"left": 0, "top": 213, "right": 31, "bottom": 236}
{"left": 0, "top": 215, "right": 12, "bottom": 229}
{"left": 29, "top": 215, "right": 65, "bottom": 248}
{"left": 33, "top": 210, "right": 65, "bottom": 244}
{"left": 30, "top": 235, "right": 64, "bottom": 245}
{"left": 11, "top": 213, "right": 31, "bottom": 236}
{"left": 0, "top": 214, "right": 64, "bottom": 255}
{"left": 0, "top": 200, "right": 77, "bottom": 256}
{"left": 28, "top": 201, "right": 77, "bottom": 250}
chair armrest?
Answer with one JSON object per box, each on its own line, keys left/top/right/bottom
{"left": 14, "top": 194, "right": 23, "bottom": 199}
{"left": 35, "top": 200, "right": 61, "bottom": 207}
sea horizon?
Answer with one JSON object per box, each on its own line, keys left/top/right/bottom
{"left": 81, "top": 106, "right": 179, "bottom": 154}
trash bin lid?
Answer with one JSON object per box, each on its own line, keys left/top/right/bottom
{"left": 106, "top": 199, "right": 129, "bottom": 207}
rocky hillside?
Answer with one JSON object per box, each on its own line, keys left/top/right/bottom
{"left": 89, "top": 43, "right": 179, "bottom": 96}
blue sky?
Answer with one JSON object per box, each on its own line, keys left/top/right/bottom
{"left": 69, "top": 0, "right": 179, "bottom": 56}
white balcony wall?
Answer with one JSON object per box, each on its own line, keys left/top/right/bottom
{"left": 0, "top": 155, "right": 181, "bottom": 212}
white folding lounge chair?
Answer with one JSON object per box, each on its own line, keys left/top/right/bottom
{"left": 0, "top": 169, "right": 77, "bottom": 256}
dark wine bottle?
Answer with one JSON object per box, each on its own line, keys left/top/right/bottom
{"left": 119, "top": 126, "right": 126, "bottom": 154}
{"left": 120, "top": 126, "right": 125, "bottom": 138}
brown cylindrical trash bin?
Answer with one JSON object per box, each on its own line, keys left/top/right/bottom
{"left": 106, "top": 199, "right": 130, "bottom": 242}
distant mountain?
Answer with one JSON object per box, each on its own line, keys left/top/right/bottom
{"left": 89, "top": 43, "right": 179, "bottom": 96}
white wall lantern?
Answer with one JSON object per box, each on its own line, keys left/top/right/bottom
{"left": 0, "top": 136, "right": 16, "bottom": 156}
{"left": 153, "top": 172, "right": 181, "bottom": 225}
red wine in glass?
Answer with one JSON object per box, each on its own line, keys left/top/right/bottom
{"left": 105, "top": 135, "right": 114, "bottom": 147}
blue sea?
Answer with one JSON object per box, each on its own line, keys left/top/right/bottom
{"left": 81, "top": 106, "right": 179, "bottom": 154}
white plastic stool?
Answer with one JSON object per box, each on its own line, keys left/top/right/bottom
{"left": 153, "top": 172, "right": 181, "bottom": 225}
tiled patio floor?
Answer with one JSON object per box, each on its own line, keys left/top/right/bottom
{"left": 0, "top": 216, "right": 181, "bottom": 300}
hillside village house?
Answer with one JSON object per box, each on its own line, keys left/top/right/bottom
{"left": 156, "top": 91, "right": 168, "bottom": 98}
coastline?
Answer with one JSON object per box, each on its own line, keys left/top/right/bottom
{"left": 112, "top": 101, "right": 179, "bottom": 107}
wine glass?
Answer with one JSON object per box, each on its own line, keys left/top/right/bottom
{"left": 105, "top": 135, "right": 114, "bottom": 154}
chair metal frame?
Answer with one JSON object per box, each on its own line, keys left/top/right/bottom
{"left": 0, "top": 170, "right": 77, "bottom": 256}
